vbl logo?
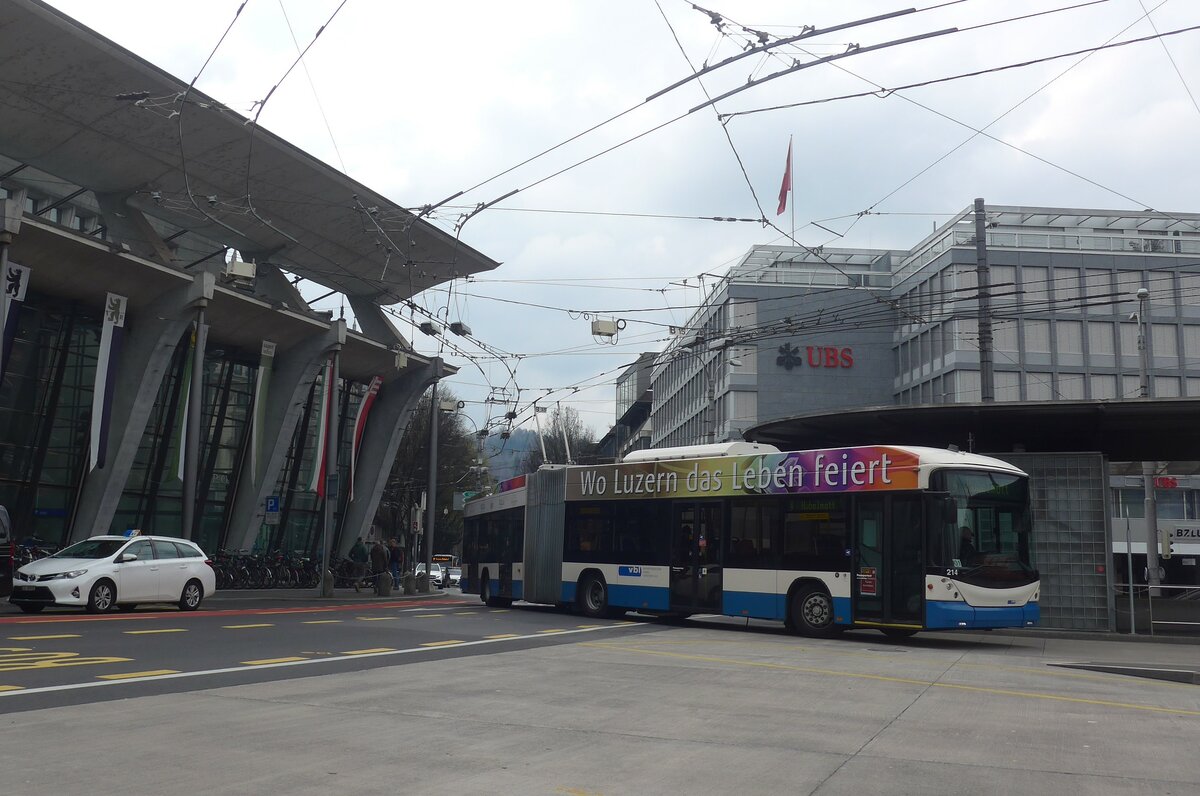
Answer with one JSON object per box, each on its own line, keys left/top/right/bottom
{"left": 776, "top": 343, "right": 853, "bottom": 370}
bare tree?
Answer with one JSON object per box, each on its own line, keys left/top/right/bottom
{"left": 521, "top": 405, "right": 596, "bottom": 472}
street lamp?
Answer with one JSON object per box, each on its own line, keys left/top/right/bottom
{"left": 1134, "top": 286, "right": 1162, "bottom": 595}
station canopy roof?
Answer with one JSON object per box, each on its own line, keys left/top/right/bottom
{"left": 0, "top": 0, "right": 499, "bottom": 304}
{"left": 745, "top": 399, "right": 1200, "bottom": 464}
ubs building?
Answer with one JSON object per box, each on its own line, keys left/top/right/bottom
{"left": 642, "top": 204, "right": 1200, "bottom": 631}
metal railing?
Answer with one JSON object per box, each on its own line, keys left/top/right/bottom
{"left": 1112, "top": 582, "right": 1200, "bottom": 635}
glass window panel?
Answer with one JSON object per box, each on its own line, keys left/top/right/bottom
{"left": 1054, "top": 267, "right": 1080, "bottom": 305}
{"left": 1188, "top": 377, "right": 1200, "bottom": 397}
{"left": 995, "top": 371, "right": 1020, "bottom": 402}
{"left": 1024, "top": 320, "right": 1051, "bottom": 354}
{"left": 1149, "top": 271, "right": 1175, "bottom": 305}
{"left": 1119, "top": 322, "right": 1140, "bottom": 356}
{"left": 1180, "top": 274, "right": 1200, "bottom": 307}
{"left": 1057, "top": 373, "right": 1085, "bottom": 399}
{"left": 1151, "top": 324, "right": 1177, "bottom": 359}
{"left": 1026, "top": 373, "right": 1053, "bottom": 401}
{"left": 1056, "top": 321, "right": 1083, "bottom": 354}
{"left": 1155, "top": 376, "right": 1181, "bottom": 398}
{"left": 1088, "top": 322, "right": 1115, "bottom": 356}
{"left": 991, "top": 265, "right": 1015, "bottom": 306}
{"left": 1090, "top": 374, "right": 1117, "bottom": 399}
{"left": 1022, "top": 266, "right": 1049, "bottom": 309}
{"left": 994, "top": 319, "right": 1018, "bottom": 353}
{"left": 956, "top": 370, "right": 981, "bottom": 402}
{"left": 1115, "top": 270, "right": 1143, "bottom": 302}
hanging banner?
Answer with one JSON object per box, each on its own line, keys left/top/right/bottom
{"left": 309, "top": 358, "right": 334, "bottom": 496}
{"left": 0, "top": 262, "right": 30, "bottom": 386}
{"left": 248, "top": 340, "right": 276, "bottom": 481}
{"left": 349, "top": 375, "right": 383, "bottom": 502}
{"left": 90, "top": 293, "right": 127, "bottom": 470}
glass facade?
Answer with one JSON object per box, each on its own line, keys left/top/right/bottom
{"left": 0, "top": 290, "right": 361, "bottom": 555}
{"left": 0, "top": 293, "right": 100, "bottom": 545}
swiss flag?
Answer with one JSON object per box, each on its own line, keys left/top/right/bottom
{"left": 776, "top": 139, "right": 792, "bottom": 216}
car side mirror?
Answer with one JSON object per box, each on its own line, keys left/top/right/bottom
{"left": 119, "top": 552, "right": 138, "bottom": 563}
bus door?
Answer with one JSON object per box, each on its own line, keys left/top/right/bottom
{"left": 853, "top": 495, "right": 924, "bottom": 628}
{"left": 669, "top": 501, "right": 723, "bottom": 613}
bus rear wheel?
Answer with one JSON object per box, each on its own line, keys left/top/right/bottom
{"left": 791, "top": 586, "right": 839, "bottom": 638}
{"left": 578, "top": 574, "right": 610, "bottom": 619}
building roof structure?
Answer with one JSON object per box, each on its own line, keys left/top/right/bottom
{"left": 0, "top": 0, "right": 498, "bottom": 306}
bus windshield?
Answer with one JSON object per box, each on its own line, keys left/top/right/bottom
{"left": 928, "top": 469, "right": 1036, "bottom": 586}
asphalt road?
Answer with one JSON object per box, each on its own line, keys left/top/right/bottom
{"left": 0, "top": 589, "right": 652, "bottom": 711}
{"left": 3, "top": 591, "right": 1199, "bottom": 794}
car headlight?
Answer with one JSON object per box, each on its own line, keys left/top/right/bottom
{"left": 50, "top": 569, "right": 89, "bottom": 580}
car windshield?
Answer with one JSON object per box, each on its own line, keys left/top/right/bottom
{"left": 51, "top": 539, "right": 126, "bottom": 559}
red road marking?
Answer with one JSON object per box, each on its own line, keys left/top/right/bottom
{"left": 0, "top": 599, "right": 473, "bottom": 625}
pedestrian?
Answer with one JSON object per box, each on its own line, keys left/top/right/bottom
{"left": 369, "top": 540, "right": 388, "bottom": 591}
{"left": 348, "top": 537, "right": 369, "bottom": 592}
{"left": 388, "top": 538, "right": 403, "bottom": 588}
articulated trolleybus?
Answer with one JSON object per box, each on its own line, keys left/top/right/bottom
{"left": 462, "top": 443, "right": 1039, "bottom": 638}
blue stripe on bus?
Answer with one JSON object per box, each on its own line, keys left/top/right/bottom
{"left": 561, "top": 581, "right": 576, "bottom": 604}
{"left": 722, "top": 591, "right": 784, "bottom": 620}
{"left": 488, "top": 579, "right": 523, "bottom": 601}
{"left": 608, "top": 583, "right": 669, "bottom": 611}
{"left": 833, "top": 596, "right": 852, "bottom": 625}
{"left": 926, "top": 601, "right": 1039, "bottom": 629}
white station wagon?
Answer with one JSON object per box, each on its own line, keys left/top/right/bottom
{"left": 9, "top": 534, "right": 216, "bottom": 614}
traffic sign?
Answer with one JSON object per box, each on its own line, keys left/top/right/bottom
{"left": 265, "top": 495, "right": 281, "bottom": 526}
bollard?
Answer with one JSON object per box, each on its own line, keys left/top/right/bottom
{"left": 375, "top": 571, "right": 392, "bottom": 597}
{"left": 403, "top": 573, "right": 416, "bottom": 595}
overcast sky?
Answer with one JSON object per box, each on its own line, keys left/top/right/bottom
{"left": 45, "top": 0, "right": 1200, "bottom": 440}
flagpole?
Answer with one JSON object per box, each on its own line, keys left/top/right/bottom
{"left": 789, "top": 134, "right": 794, "bottom": 242}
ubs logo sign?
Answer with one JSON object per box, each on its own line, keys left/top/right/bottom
{"left": 777, "top": 343, "right": 853, "bottom": 370}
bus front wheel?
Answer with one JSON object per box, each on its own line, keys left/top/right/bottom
{"left": 791, "top": 586, "right": 839, "bottom": 638}
{"left": 578, "top": 574, "right": 610, "bottom": 619}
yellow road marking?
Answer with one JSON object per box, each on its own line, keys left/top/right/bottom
{"left": 0, "top": 651, "right": 132, "bottom": 672}
{"left": 454, "top": 611, "right": 478, "bottom": 615}
{"left": 0, "top": 685, "right": 24, "bottom": 692}
{"left": 414, "top": 614, "right": 441, "bottom": 619}
{"left": 0, "top": 647, "right": 32, "bottom": 652}
{"left": 576, "top": 624, "right": 605, "bottom": 629}
{"left": 302, "top": 620, "right": 342, "bottom": 624}
{"left": 485, "top": 634, "right": 518, "bottom": 639}
{"left": 243, "top": 657, "right": 308, "bottom": 665}
{"left": 489, "top": 609, "right": 510, "bottom": 613}
{"left": 8, "top": 634, "right": 81, "bottom": 641}
{"left": 124, "top": 628, "right": 187, "bottom": 635}
{"left": 356, "top": 616, "right": 397, "bottom": 621}
{"left": 222, "top": 624, "right": 273, "bottom": 629}
{"left": 344, "top": 648, "right": 396, "bottom": 655}
{"left": 97, "top": 670, "right": 180, "bottom": 680}
{"left": 420, "top": 640, "right": 464, "bottom": 647}
{"left": 537, "top": 629, "right": 566, "bottom": 634}
{"left": 583, "top": 643, "right": 1200, "bottom": 717}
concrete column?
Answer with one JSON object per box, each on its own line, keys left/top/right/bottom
{"left": 225, "top": 322, "right": 346, "bottom": 552}
{"left": 337, "top": 360, "right": 439, "bottom": 554}
{"left": 71, "top": 272, "right": 215, "bottom": 540}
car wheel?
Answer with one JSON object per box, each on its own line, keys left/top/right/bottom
{"left": 791, "top": 585, "right": 838, "bottom": 638}
{"left": 578, "top": 574, "right": 609, "bottom": 619}
{"left": 179, "top": 579, "right": 204, "bottom": 611}
{"left": 18, "top": 604, "right": 44, "bottom": 614}
{"left": 87, "top": 580, "right": 116, "bottom": 613}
